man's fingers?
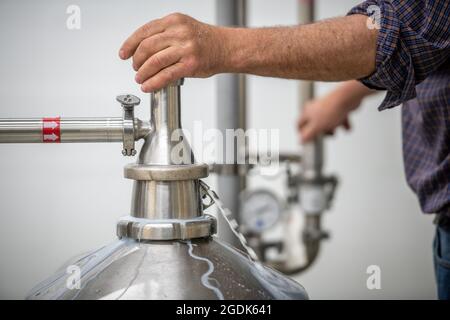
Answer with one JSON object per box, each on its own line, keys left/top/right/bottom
{"left": 298, "top": 114, "right": 309, "bottom": 129}
{"left": 119, "top": 19, "right": 166, "bottom": 60}
{"left": 135, "top": 47, "right": 181, "bottom": 84}
{"left": 343, "top": 118, "right": 352, "bottom": 130}
{"left": 298, "top": 102, "right": 314, "bottom": 129}
{"left": 132, "top": 34, "right": 171, "bottom": 71}
{"left": 300, "top": 123, "right": 318, "bottom": 143}
{"left": 140, "top": 62, "right": 184, "bottom": 93}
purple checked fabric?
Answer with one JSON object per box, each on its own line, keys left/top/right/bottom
{"left": 348, "top": 0, "right": 450, "bottom": 215}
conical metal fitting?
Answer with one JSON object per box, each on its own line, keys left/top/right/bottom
{"left": 117, "top": 79, "right": 216, "bottom": 241}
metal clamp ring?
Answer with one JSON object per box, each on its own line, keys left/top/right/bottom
{"left": 116, "top": 214, "right": 217, "bottom": 240}
{"left": 124, "top": 163, "right": 209, "bottom": 181}
{"left": 116, "top": 94, "right": 140, "bottom": 156}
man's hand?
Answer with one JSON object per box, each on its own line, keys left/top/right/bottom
{"left": 299, "top": 97, "right": 352, "bottom": 143}
{"left": 298, "top": 81, "right": 374, "bottom": 143}
{"left": 119, "top": 13, "right": 224, "bottom": 92}
{"left": 119, "top": 13, "right": 377, "bottom": 92}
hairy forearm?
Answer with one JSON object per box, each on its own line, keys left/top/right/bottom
{"left": 219, "top": 15, "right": 377, "bottom": 81}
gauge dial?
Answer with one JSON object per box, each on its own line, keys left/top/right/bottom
{"left": 240, "top": 189, "right": 283, "bottom": 234}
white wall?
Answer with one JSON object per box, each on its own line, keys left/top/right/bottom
{"left": 0, "top": 0, "right": 436, "bottom": 299}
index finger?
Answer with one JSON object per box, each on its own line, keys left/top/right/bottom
{"left": 119, "top": 18, "right": 166, "bottom": 60}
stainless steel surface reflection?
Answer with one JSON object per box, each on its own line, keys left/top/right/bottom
{"left": 28, "top": 237, "right": 308, "bottom": 300}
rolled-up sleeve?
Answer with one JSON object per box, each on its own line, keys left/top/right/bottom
{"left": 348, "top": 0, "right": 450, "bottom": 110}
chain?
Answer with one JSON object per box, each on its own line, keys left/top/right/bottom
{"left": 199, "top": 181, "right": 259, "bottom": 261}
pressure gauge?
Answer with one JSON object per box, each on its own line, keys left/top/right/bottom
{"left": 240, "top": 189, "right": 284, "bottom": 234}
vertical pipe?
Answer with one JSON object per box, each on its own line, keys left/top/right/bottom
{"left": 216, "top": 0, "right": 247, "bottom": 246}
{"left": 298, "top": 0, "right": 323, "bottom": 181}
{"left": 269, "top": 0, "right": 324, "bottom": 275}
{"left": 297, "top": 0, "right": 325, "bottom": 272}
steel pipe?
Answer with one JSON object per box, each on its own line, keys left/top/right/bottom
{"left": 0, "top": 117, "right": 150, "bottom": 143}
{"left": 270, "top": 0, "right": 327, "bottom": 275}
{"left": 216, "top": 0, "right": 247, "bottom": 249}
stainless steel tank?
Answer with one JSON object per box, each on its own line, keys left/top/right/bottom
{"left": 28, "top": 238, "right": 307, "bottom": 299}
{"left": 0, "top": 79, "right": 308, "bottom": 300}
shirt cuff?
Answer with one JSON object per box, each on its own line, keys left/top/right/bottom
{"left": 347, "top": 1, "right": 417, "bottom": 110}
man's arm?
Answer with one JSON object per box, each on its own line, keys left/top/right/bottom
{"left": 221, "top": 15, "right": 377, "bottom": 81}
{"left": 119, "top": 13, "right": 378, "bottom": 93}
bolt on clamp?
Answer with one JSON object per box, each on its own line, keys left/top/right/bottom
{"left": 116, "top": 94, "right": 141, "bottom": 156}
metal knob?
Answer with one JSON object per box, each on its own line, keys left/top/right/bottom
{"left": 116, "top": 94, "right": 140, "bottom": 156}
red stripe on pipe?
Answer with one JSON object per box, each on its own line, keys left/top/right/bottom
{"left": 42, "top": 117, "right": 61, "bottom": 143}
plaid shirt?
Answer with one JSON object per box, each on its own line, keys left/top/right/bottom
{"left": 348, "top": 0, "right": 450, "bottom": 216}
